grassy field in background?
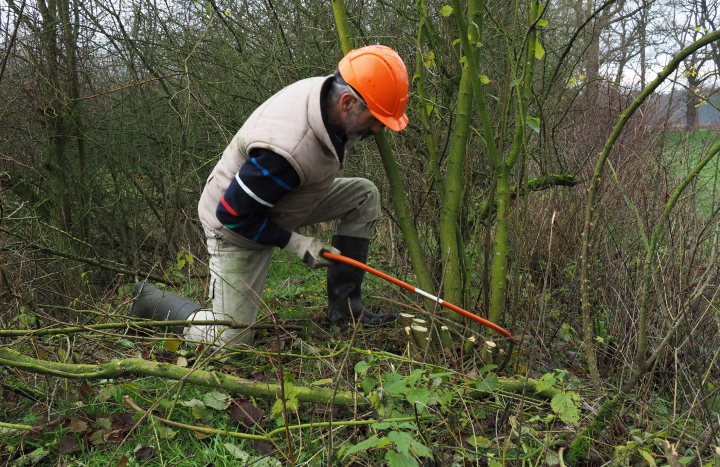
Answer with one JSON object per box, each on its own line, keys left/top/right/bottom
{"left": 662, "top": 129, "right": 720, "bottom": 213}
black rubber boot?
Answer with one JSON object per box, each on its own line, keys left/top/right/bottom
{"left": 129, "top": 281, "right": 201, "bottom": 334}
{"left": 326, "top": 235, "right": 397, "bottom": 325}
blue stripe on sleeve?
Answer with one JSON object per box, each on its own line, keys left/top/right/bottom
{"left": 251, "top": 217, "right": 269, "bottom": 242}
{"left": 251, "top": 157, "right": 293, "bottom": 191}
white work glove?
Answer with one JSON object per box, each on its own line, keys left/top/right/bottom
{"left": 283, "top": 233, "right": 340, "bottom": 269}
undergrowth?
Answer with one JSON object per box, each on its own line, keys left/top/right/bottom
{"left": 0, "top": 246, "right": 716, "bottom": 467}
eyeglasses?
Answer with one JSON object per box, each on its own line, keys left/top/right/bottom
{"left": 347, "top": 85, "right": 367, "bottom": 107}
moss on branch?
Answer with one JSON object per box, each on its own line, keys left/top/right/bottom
{"left": 0, "top": 348, "right": 358, "bottom": 407}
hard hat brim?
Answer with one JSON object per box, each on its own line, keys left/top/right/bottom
{"left": 375, "top": 112, "right": 408, "bottom": 132}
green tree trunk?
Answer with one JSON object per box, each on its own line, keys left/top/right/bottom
{"left": 330, "top": 0, "right": 434, "bottom": 295}
{"left": 453, "top": 0, "right": 539, "bottom": 335}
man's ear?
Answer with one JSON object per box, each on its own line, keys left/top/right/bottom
{"left": 339, "top": 93, "right": 356, "bottom": 112}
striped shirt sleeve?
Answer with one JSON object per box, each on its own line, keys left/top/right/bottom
{"left": 216, "top": 148, "right": 301, "bottom": 248}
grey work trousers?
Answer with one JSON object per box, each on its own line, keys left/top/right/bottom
{"left": 185, "top": 177, "right": 380, "bottom": 346}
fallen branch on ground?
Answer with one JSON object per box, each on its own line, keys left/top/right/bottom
{"left": 0, "top": 320, "right": 303, "bottom": 337}
{"left": 0, "top": 347, "right": 357, "bottom": 407}
{"left": 0, "top": 348, "right": 561, "bottom": 407}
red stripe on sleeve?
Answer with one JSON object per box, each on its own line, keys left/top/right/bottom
{"left": 221, "top": 195, "right": 240, "bottom": 217}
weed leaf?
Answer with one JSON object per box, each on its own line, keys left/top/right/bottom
{"left": 536, "top": 373, "right": 556, "bottom": 393}
{"left": 406, "top": 388, "right": 431, "bottom": 406}
{"left": 344, "top": 435, "right": 390, "bottom": 457}
{"left": 384, "top": 373, "right": 408, "bottom": 394}
{"left": 550, "top": 391, "right": 581, "bottom": 424}
{"left": 361, "top": 377, "right": 377, "bottom": 394}
{"left": 224, "top": 443, "right": 250, "bottom": 461}
{"left": 385, "top": 450, "right": 419, "bottom": 467}
{"left": 97, "top": 418, "right": 111, "bottom": 430}
{"left": 476, "top": 373, "right": 500, "bottom": 392}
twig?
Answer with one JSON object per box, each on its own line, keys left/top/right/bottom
{"left": 328, "top": 302, "right": 363, "bottom": 466}
{"left": 124, "top": 396, "right": 269, "bottom": 441}
{"left": 82, "top": 74, "right": 183, "bottom": 100}
{"left": 270, "top": 311, "right": 295, "bottom": 466}
{"left": 0, "top": 228, "right": 169, "bottom": 283}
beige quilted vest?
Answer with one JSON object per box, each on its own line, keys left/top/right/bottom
{"left": 198, "top": 76, "right": 344, "bottom": 249}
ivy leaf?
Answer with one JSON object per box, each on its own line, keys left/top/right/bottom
{"left": 223, "top": 443, "right": 250, "bottom": 461}
{"left": 386, "top": 450, "right": 419, "bottom": 467}
{"left": 459, "top": 55, "right": 467, "bottom": 63}
{"left": 480, "top": 75, "right": 491, "bottom": 84}
{"left": 156, "top": 425, "right": 176, "bottom": 440}
{"left": 535, "top": 373, "right": 556, "bottom": 393}
{"left": 535, "top": 37, "right": 545, "bottom": 60}
{"left": 476, "top": 373, "right": 500, "bottom": 392}
{"left": 489, "top": 460, "right": 503, "bottom": 467}
{"left": 440, "top": 5, "right": 453, "bottom": 16}
{"left": 550, "top": 391, "right": 581, "bottom": 425}
{"left": 203, "top": 391, "right": 229, "bottom": 410}
{"left": 344, "top": 435, "right": 390, "bottom": 457}
{"left": 526, "top": 116, "right": 541, "bottom": 133}
{"left": 452, "top": 39, "right": 460, "bottom": 46}
{"left": 192, "top": 406, "right": 212, "bottom": 423}
{"left": 97, "top": 418, "right": 112, "bottom": 430}
{"left": 466, "top": 435, "right": 491, "bottom": 448}
{"left": 537, "top": 18, "right": 548, "bottom": 26}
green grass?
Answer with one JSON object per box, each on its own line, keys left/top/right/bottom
{"left": 264, "top": 246, "right": 407, "bottom": 321}
{"left": 662, "top": 129, "right": 720, "bottom": 216}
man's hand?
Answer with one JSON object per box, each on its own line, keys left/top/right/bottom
{"left": 283, "top": 233, "right": 340, "bottom": 269}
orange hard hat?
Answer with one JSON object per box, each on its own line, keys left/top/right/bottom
{"left": 338, "top": 45, "right": 409, "bottom": 132}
